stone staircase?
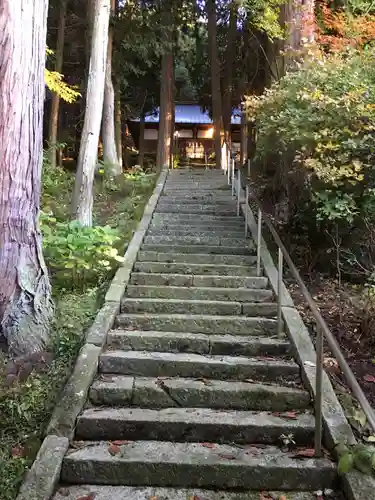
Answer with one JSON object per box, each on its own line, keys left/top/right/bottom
{"left": 54, "top": 169, "right": 342, "bottom": 500}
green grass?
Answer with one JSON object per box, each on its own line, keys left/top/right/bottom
{"left": 0, "top": 165, "right": 156, "bottom": 500}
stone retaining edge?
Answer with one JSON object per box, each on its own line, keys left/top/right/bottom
{"left": 241, "top": 200, "right": 375, "bottom": 499}
{"left": 16, "top": 167, "right": 168, "bottom": 500}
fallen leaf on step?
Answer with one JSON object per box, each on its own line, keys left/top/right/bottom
{"left": 149, "top": 496, "right": 158, "bottom": 500}
{"left": 363, "top": 374, "right": 375, "bottom": 383}
{"left": 76, "top": 494, "right": 96, "bottom": 500}
{"left": 112, "top": 440, "right": 132, "bottom": 445}
{"left": 201, "top": 442, "right": 215, "bottom": 448}
{"left": 278, "top": 495, "right": 288, "bottom": 500}
{"left": 293, "top": 447, "right": 316, "bottom": 458}
{"left": 108, "top": 443, "right": 121, "bottom": 455}
{"left": 282, "top": 411, "right": 298, "bottom": 419}
{"left": 259, "top": 492, "right": 273, "bottom": 500}
{"left": 188, "top": 495, "right": 201, "bottom": 500}
{"left": 217, "top": 453, "right": 236, "bottom": 460}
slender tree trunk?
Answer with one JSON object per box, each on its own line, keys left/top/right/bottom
{"left": 222, "top": 0, "right": 237, "bottom": 149}
{"left": 0, "top": 0, "right": 53, "bottom": 356}
{"left": 49, "top": 0, "right": 67, "bottom": 169}
{"left": 138, "top": 112, "right": 145, "bottom": 168}
{"left": 115, "top": 85, "right": 123, "bottom": 168}
{"left": 101, "top": 0, "right": 120, "bottom": 175}
{"left": 207, "top": 0, "right": 224, "bottom": 169}
{"left": 240, "top": 111, "right": 248, "bottom": 167}
{"left": 72, "top": 0, "right": 110, "bottom": 226}
{"left": 156, "top": 51, "right": 173, "bottom": 171}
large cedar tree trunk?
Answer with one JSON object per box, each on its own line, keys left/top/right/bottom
{"left": 102, "top": 0, "right": 121, "bottom": 175}
{"left": 156, "top": 2, "right": 173, "bottom": 171}
{"left": 222, "top": 1, "right": 237, "bottom": 150}
{"left": 115, "top": 84, "right": 123, "bottom": 167}
{"left": 72, "top": 0, "right": 110, "bottom": 225}
{"left": 0, "top": 0, "right": 53, "bottom": 356}
{"left": 207, "top": 0, "right": 224, "bottom": 169}
{"left": 49, "top": 0, "right": 67, "bottom": 169}
{"left": 156, "top": 50, "right": 173, "bottom": 171}
{"left": 138, "top": 112, "right": 146, "bottom": 168}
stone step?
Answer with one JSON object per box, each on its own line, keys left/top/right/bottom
{"left": 149, "top": 222, "right": 245, "bottom": 232}
{"left": 107, "top": 330, "right": 290, "bottom": 356}
{"left": 53, "top": 485, "right": 334, "bottom": 500}
{"left": 61, "top": 441, "right": 336, "bottom": 490}
{"left": 147, "top": 229, "right": 246, "bottom": 238}
{"left": 144, "top": 235, "right": 247, "bottom": 247}
{"left": 141, "top": 244, "right": 254, "bottom": 255}
{"left": 115, "top": 313, "right": 279, "bottom": 336}
{"left": 133, "top": 261, "right": 257, "bottom": 277}
{"left": 121, "top": 298, "right": 278, "bottom": 317}
{"left": 155, "top": 206, "right": 237, "bottom": 215}
{"left": 152, "top": 213, "right": 242, "bottom": 220}
{"left": 151, "top": 217, "right": 244, "bottom": 228}
{"left": 136, "top": 252, "right": 256, "bottom": 266}
{"left": 126, "top": 284, "right": 272, "bottom": 302}
{"left": 130, "top": 273, "right": 268, "bottom": 289}
{"left": 76, "top": 407, "right": 315, "bottom": 445}
{"left": 99, "top": 350, "right": 298, "bottom": 383}
{"left": 90, "top": 376, "right": 311, "bottom": 411}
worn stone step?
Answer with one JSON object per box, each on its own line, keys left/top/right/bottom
{"left": 61, "top": 441, "right": 336, "bottom": 490}
{"left": 107, "top": 330, "right": 290, "bottom": 356}
{"left": 150, "top": 218, "right": 245, "bottom": 229}
{"left": 90, "top": 376, "right": 310, "bottom": 411}
{"left": 152, "top": 214, "right": 243, "bottom": 222}
{"left": 150, "top": 223, "right": 245, "bottom": 232}
{"left": 144, "top": 235, "right": 247, "bottom": 247}
{"left": 99, "top": 351, "right": 298, "bottom": 383}
{"left": 155, "top": 205, "right": 238, "bottom": 214}
{"left": 126, "top": 284, "right": 272, "bottom": 302}
{"left": 121, "top": 298, "right": 278, "bottom": 318}
{"left": 133, "top": 261, "right": 257, "bottom": 277}
{"left": 76, "top": 407, "right": 315, "bottom": 445}
{"left": 141, "top": 244, "right": 254, "bottom": 255}
{"left": 54, "top": 486, "right": 334, "bottom": 500}
{"left": 136, "top": 252, "right": 256, "bottom": 266}
{"left": 130, "top": 273, "right": 267, "bottom": 289}
{"left": 147, "top": 229, "right": 246, "bottom": 238}
{"left": 115, "top": 313, "right": 279, "bottom": 336}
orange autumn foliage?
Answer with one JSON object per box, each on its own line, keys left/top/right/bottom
{"left": 316, "top": 0, "right": 375, "bottom": 51}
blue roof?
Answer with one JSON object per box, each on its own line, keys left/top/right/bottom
{"left": 140, "top": 104, "right": 241, "bottom": 125}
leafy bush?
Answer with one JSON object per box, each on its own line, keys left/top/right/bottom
{"left": 40, "top": 214, "right": 123, "bottom": 290}
{"left": 245, "top": 47, "right": 375, "bottom": 279}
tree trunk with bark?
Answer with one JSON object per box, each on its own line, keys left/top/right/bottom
{"left": 115, "top": 84, "right": 123, "bottom": 167}
{"left": 138, "top": 112, "right": 145, "bottom": 168}
{"left": 101, "top": 0, "right": 121, "bottom": 176}
{"left": 222, "top": 0, "right": 237, "bottom": 150}
{"left": 72, "top": 0, "right": 110, "bottom": 225}
{"left": 156, "top": 48, "right": 173, "bottom": 171}
{"left": 207, "top": 0, "right": 224, "bottom": 169}
{"left": 49, "top": 0, "right": 68, "bottom": 169}
{"left": 0, "top": 0, "right": 54, "bottom": 356}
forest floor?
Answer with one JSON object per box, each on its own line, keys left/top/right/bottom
{"left": 0, "top": 164, "right": 156, "bottom": 500}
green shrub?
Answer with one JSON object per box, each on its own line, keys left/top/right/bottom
{"left": 245, "top": 47, "right": 375, "bottom": 278}
{"left": 40, "top": 214, "right": 123, "bottom": 290}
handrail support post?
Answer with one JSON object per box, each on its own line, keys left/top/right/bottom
{"left": 315, "top": 325, "right": 324, "bottom": 457}
{"left": 256, "top": 208, "right": 262, "bottom": 276}
{"left": 245, "top": 185, "right": 249, "bottom": 238}
{"left": 237, "top": 171, "right": 241, "bottom": 216}
{"left": 277, "top": 248, "right": 283, "bottom": 337}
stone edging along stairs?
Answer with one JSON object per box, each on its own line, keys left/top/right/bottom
{"left": 17, "top": 168, "right": 374, "bottom": 500}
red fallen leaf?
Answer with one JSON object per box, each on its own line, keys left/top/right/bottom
{"left": 112, "top": 440, "right": 132, "bottom": 445}
{"left": 108, "top": 443, "right": 121, "bottom": 455}
{"left": 11, "top": 445, "right": 24, "bottom": 458}
{"left": 201, "top": 442, "right": 216, "bottom": 448}
{"left": 294, "top": 447, "right": 316, "bottom": 458}
{"left": 76, "top": 494, "right": 96, "bottom": 500}
{"left": 217, "top": 453, "right": 236, "bottom": 460}
{"left": 363, "top": 374, "right": 375, "bottom": 383}
{"left": 188, "top": 496, "right": 201, "bottom": 500}
{"left": 282, "top": 411, "right": 298, "bottom": 419}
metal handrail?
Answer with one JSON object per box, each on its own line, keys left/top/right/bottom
{"left": 228, "top": 158, "right": 375, "bottom": 457}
